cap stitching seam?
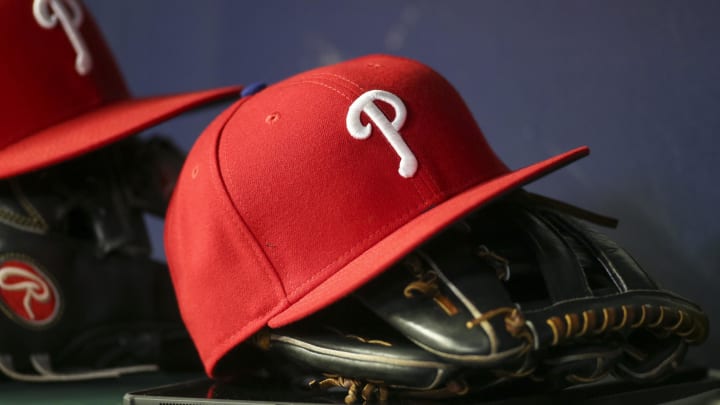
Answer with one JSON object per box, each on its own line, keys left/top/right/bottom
{"left": 212, "top": 98, "right": 289, "bottom": 298}
{"left": 310, "top": 72, "right": 364, "bottom": 91}
{"left": 273, "top": 80, "right": 353, "bottom": 102}
{"left": 409, "top": 144, "right": 441, "bottom": 202}
{"left": 305, "top": 73, "right": 364, "bottom": 94}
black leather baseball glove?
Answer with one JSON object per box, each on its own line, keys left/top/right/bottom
{"left": 0, "top": 137, "right": 200, "bottom": 381}
{"left": 252, "top": 191, "right": 708, "bottom": 403}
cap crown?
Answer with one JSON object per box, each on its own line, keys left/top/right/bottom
{"left": 166, "top": 54, "right": 519, "bottom": 373}
{"left": 0, "top": 0, "right": 127, "bottom": 148}
{"left": 218, "top": 55, "right": 508, "bottom": 300}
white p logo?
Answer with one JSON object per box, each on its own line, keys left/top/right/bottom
{"left": 346, "top": 90, "right": 418, "bottom": 178}
{"left": 33, "top": 0, "right": 92, "bottom": 75}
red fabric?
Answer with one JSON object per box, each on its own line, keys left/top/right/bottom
{"left": 164, "top": 54, "right": 589, "bottom": 376}
{"left": 165, "top": 99, "right": 288, "bottom": 374}
{"left": 0, "top": 0, "right": 241, "bottom": 178}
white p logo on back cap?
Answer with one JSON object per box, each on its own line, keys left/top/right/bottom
{"left": 33, "top": 0, "right": 92, "bottom": 75}
{"left": 347, "top": 90, "right": 418, "bottom": 178}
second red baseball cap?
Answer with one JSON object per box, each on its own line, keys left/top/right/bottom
{"left": 165, "top": 54, "right": 589, "bottom": 376}
{"left": 0, "top": 0, "right": 241, "bottom": 178}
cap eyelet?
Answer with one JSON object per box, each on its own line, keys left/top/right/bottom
{"left": 266, "top": 112, "right": 281, "bottom": 124}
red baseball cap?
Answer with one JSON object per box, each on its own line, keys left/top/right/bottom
{"left": 164, "top": 54, "right": 589, "bottom": 376}
{"left": 0, "top": 0, "right": 241, "bottom": 178}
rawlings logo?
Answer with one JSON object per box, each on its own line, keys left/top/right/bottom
{"left": 0, "top": 259, "right": 60, "bottom": 327}
{"left": 347, "top": 90, "right": 418, "bottom": 178}
{"left": 33, "top": 0, "right": 92, "bottom": 75}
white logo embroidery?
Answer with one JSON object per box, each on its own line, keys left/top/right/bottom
{"left": 0, "top": 266, "right": 51, "bottom": 320}
{"left": 33, "top": 0, "right": 92, "bottom": 75}
{"left": 347, "top": 90, "right": 418, "bottom": 178}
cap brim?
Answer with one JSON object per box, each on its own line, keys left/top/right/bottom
{"left": 268, "top": 146, "right": 589, "bottom": 328}
{"left": 0, "top": 85, "right": 241, "bottom": 179}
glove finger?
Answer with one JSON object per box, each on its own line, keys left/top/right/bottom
{"left": 615, "top": 332, "right": 689, "bottom": 382}
{"left": 510, "top": 195, "right": 708, "bottom": 383}
{"left": 352, "top": 221, "right": 530, "bottom": 368}
{"left": 253, "top": 297, "right": 462, "bottom": 392}
{"left": 536, "top": 339, "right": 624, "bottom": 387}
{"left": 352, "top": 191, "right": 708, "bottom": 386}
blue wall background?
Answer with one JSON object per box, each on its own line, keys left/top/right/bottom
{"left": 85, "top": 0, "right": 720, "bottom": 367}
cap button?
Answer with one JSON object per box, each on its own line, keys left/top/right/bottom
{"left": 241, "top": 82, "right": 267, "bottom": 97}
